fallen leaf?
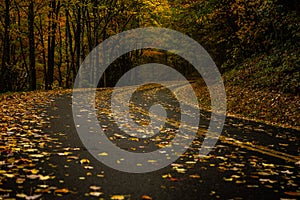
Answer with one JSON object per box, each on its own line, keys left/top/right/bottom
{"left": 189, "top": 174, "right": 200, "bottom": 179}
{"left": 31, "top": 169, "right": 39, "bottom": 174}
{"left": 25, "top": 194, "right": 42, "bottom": 200}
{"left": 174, "top": 167, "right": 186, "bottom": 173}
{"left": 29, "top": 154, "right": 44, "bottom": 158}
{"left": 86, "top": 172, "right": 92, "bottom": 176}
{"left": 284, "top": 191, "right": 300, "bottom": 196}
{"left": 39, "top": 175, "right": 51, "bottom": 180}
{"left": 223, "top": 177, "right": 233, "bottom": 182}
{"left": 16, "top": 178, "right": 25, "bottom": 184}
{"left": 80, "top": 159, "right": 90, "bottom": 164}
{"left": 246, "top": 185, "right": 259, "bottom": 188}
{"left": 16, "top": 193, "right": 27, "bottom": 198}
{"left": 89, "top": 185, "right": 101, "bottom": 190}
{"left": 98, "top": 152, "right": 108, "bottom": 156}
{"left": 142, "top": 195, "right": 152, "bottom": 200}
{"left": 147, "top": 160, "right": 157, "bottom": 163}
{"left": 38, "top": 184, "right": 49, "bottom": 188}
{"left": 27, "top": 174, "right": 40, "bottom": 179}
{"left": 4, "top": 173, "right": 15, "bottom": 178}
{"left": 55, "top": 188, "right": 70, "bottom": 194}
{"left": 84, "top": 165, "right": 94, "bottom": 169}
{"left": 111, "top": 195, "right": 125, "bottom": 200}
{"left": 89, "top": 191, "right": 103, "bottom": 197}
{"left": 0, "top": 188, "right": 12, "bottom": 192}
{"left": 162, "top": 173, "right": 172, "bottom": 179}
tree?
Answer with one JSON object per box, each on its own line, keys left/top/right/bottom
{"left": 1, "top": 0, "right": 12, "bottom": 92}
{"left": 28, "top": 0, "right": 36, "bottom": 90}
{"left": 46, "top": 0, "right": 60, "bottom": 90}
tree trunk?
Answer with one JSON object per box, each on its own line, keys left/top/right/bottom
{"left": 38, "top": 14, "right": 47, "bottom": 89}
{"left": 65, "top": 7, "right": 71, "bottom": 88}
{"left": 28, "top": 0, "right": 36, "bottom": 90}
{"left": 1, "top": 0, "right": 12, "bottom": 92}
{"left": 46, "top": 0, "right": 60, "bottom": 90}
{"left": 58, "top": 16, "right": 63, "bottom": 87}
{"left": 75, "top": 3, "right": 81, "bottom": 74}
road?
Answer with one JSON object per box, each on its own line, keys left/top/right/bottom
{"left": 0, "top": 84, "right": 299, "bottom": 200}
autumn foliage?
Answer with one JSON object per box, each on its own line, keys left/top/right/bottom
{"left": 0, "top": 0, "right": 298, "bottom": 94}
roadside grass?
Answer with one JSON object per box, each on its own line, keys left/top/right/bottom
{"left": 191, "top": 75, "right": 299, "bottom": 130}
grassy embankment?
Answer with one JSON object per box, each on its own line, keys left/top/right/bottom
{"left": 191, "top": 52, "right": 299, "bottom": 130}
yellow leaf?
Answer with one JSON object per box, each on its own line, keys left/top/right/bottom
{"left": 16, "top": 178, "right": 25, "bottom": 184}
{"left": 29, "top": 154, "right": 44, "bottom": 158}
{"left": 31, "top": 169, "right": 39, "bottom": 174}
{"left": 89, "top": 191, "right": 103, "bottom": 197}
{"left": 175, "top": 168, "right": 186, "bottom": 173}
{"left": 23, "top": 125, "right": 29, "bottom": 129}
{"left": 89, "top": 185, "right": 101, "bottom": 190}
{"left": 129, "top": 137, "right": 139, "bottom": 142}
{"left": 189, "top": 174, "right": 200, "bottom": 179}
{"left": 162, "top": 173, "right": 172, "bottom": 179}
{"left": 111, "top": 195, "right": 125, "bottom": 200}
{"left": 4, "top": 173, "right": 15, "bottom": 178}
{"left": 39, "top": 175, "right": 51, "bottom": 181}
{"left": 16, "top": 193, "right": 27, "bottom": 198}
{"left": 223, "top": 177, "right": 233, "bottom": 182}
{"left": 97, "top": 174, "right": 104, "bottom": 178}
{"left": 0, "top": 188, "right": 12, "bottom": 192}
{"left": 86, "top": 172, "right": 92, "bottom": 176}
{"left": 80, "top": 159, "right": 90, "bottom": 164}
{"left": 185, "top": 161, "right": 196, "bottom": 165}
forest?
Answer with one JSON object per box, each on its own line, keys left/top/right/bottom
{"left": 0, "top": 1, "right": 300, "bottom": 199}
{"left": 0, "top": 0, "right": 299, "bottom": 93}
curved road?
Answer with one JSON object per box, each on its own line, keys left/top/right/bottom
{"left": 0, "top": 83, "right": 299, "bottom": 199}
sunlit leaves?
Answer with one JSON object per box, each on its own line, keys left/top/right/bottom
{"left": 138, "top": 0, "right": 171, "bottom": 27}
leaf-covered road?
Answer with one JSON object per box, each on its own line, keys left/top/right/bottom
{"left": 0, "top": 85, "right": 299, "bottom": 200}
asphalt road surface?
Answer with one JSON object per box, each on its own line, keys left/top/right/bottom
{"left": 1, "top": 85, "right": 299, "bottom": 200}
